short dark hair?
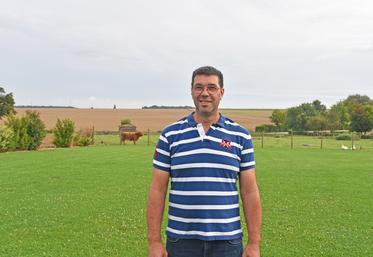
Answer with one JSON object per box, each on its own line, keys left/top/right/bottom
{"left": 191, "top": 66, "right": 224, "bottom": 88}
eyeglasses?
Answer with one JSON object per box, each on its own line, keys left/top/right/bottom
{"left": 192, "top": 84, "right": 220, "bottom": 94}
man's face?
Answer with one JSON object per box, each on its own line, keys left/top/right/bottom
{"left": 191, "top": 74, "right": 224, "bottom": 117}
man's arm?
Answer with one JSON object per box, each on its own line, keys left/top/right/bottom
{"left": 146, "top": 168, "right": 170, "bottom": 257}
{"left": 239, "top": 169, "right": 262, "bottom": 257}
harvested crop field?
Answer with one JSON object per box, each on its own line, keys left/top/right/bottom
{"left": 8, "top": 108, "right": 272, "bottom": 132}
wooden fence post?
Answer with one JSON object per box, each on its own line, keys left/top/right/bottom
{"left": 147, "top": 129, "right": 150, "bottom": 146}
{"left": 92, "top": 126, "right": 95, "bottom": 145}
{"left": 291, "top": 130, "right": 294, "bottom": 149}
{"left": 320, "top": 133, "right": 323, "bottom": 149}
{"left": 351, "top": 132, "right": 354, "bottom": 150}
{"left": 261, "top": 131, "right": 264, "bottom": 148}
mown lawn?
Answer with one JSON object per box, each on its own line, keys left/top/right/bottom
{"left": 0, "top": 145, "right": 372, "bottom": 257}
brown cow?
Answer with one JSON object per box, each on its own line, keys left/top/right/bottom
{"left": 120, "top": 131, "right": 143, "bottom": 145}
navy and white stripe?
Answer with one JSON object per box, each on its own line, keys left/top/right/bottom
{"left": 153, "top": 113, "right": 255, "bottom": 241}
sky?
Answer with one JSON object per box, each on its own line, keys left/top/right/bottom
{"left": 1, "top": 0, "right": 373, "bottom": 109}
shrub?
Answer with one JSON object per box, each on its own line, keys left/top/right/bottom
{"left": 255, "top": 124, "right": 277, "bottom": 133}
{"left": 4, "top": 111, "right": 46, "bottom": 150}
{"left": 73, "top": 128, "right": 93, "bottom": 146}
{"left": 5, "top": 114, "right": 30, "bottom": 150}
{"left": 5, "top": 111, "right": 46, "bottom": 150}
{"left": 120, "top": 118, "right": 131, "bottom": 125}
{"left": 53, "top": 119, "right": 75, "bottom": 147}
{"left": 361, "top": 134, "right": 373, "bottom": 139}
{"left": 336, "top": 133, "right": 352, "bottom": 140}
{"left": 74, "top": 135, "right": 92, "bottom": 146}
{"left": 24, "top": 111, "right": 46, "bottom": 150}
{"left": 335, "top": 133, "right": 361, "bottom": 141}
{"left": 0, "top": 125, "right": 14, "bottom": 152}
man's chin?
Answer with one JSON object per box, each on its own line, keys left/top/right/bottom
{"left": 196, "top": 108, "right": 214, "bottom": 117}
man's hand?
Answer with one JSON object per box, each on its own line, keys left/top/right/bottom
{"left": 147, "top": 169, "right": 169, "bottom": 257}
{"left": 148, "top": 241, "right": 168, "bottom": 257}
{"left": 242, "top": 243, "right": 260, "bottom": 257}
{"left": 239, "top": 170, "right": 261, "bottom": 257}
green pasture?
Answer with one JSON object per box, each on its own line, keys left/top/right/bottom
{"left": 0, "top": 141, "right": 372, "bottom": 256}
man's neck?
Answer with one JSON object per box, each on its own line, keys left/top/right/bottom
{"left": 193, "top": 112, "right": 220, "bottom": 131}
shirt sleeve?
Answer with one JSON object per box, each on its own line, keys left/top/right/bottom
{"left": 153, "top": 131, "right": 171, "bottom": 172}
{"left": 239, "top": 132, "right": 255, "bottom": 172}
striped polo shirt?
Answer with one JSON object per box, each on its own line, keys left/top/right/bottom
{"left": 153, "top": 113, "right": 255, "bottom": 241}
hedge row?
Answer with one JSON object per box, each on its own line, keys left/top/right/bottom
{"left": 0, "top": 112, "right": 93, "bottom": 152}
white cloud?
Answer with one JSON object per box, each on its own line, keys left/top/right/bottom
{"left": 1, "top": 0, "right": 373, "bottom": 108}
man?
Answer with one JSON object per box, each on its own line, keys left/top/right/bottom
{"left": 147, "top": 66, "right": 261, "bottom": 257}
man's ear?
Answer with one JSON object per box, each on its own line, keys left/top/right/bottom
{"left": 220, "top": 88, "right": 225, "bottom": 99}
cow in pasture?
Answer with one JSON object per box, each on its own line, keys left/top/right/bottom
{"left": 120, "top": 131, "right": 143, "bottom": 145}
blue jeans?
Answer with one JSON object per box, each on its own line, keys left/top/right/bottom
{"left": 166, "top": 237, "right": 243, "bottom": 257}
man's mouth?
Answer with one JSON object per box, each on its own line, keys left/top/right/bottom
{"left": 199, "top": 101, "right": 211, "bottom": 106}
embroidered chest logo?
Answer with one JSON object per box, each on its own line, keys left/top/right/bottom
{"left": 220, "top": 139, "right": 232, "bottom": 149}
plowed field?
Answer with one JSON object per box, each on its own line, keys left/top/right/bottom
{"left": 7, "top": 108, "right": 272, "bottom": 132}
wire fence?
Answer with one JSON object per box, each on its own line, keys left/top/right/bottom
{"left": 251, "top": 131, "right": 373, "bottom": 150}
{"left": 92, "top": 129, "right": 373, "bottom": 151}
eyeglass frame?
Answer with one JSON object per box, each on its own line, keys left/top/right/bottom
{"left": 192, "top": 83, "right": 221, "bottom": 94}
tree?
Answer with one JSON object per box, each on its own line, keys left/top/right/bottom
{"left": 53, "top": 118, "right": 75, "bottom": 147}
{"left": 306, "top": 115, "right": 328, "bottom": 131}
{"left": 270, "top": 109, "right": 286, "bottom": 131}
{"left": 286, "top": 102, "right": 317, "bottom": 131}
{"left": 312, "top": 100, "right": 327, "bottom": 114}
{"left": 327, "top": 101, "right": 350, "bottom": 130}
{"left": 344, "top": 94, "right": 373, "bottom": 106}
{"left": 286, "top": 106, "right": 305, "bottom": 131}
{"left": 350, "top": 104, "right": 373, "bottom": 135}
{"left": 0, "top": 87, "right": 15, "bottom": 119}
{"left": 285, "top": 100, "right": 329, "bottom": 131}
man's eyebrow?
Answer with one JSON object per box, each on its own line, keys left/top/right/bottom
{"left": 193, "top": 83, "right": 219, "bottom": 86}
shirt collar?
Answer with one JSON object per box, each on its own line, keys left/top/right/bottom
{"left": 215, "top": 114, "right": 226, "bottom": 128}
{"left": 187, "top": 112, "right": 226, "bottom": 128}
{"left": 187, "top": 113, "right": 197, "bottom": 127}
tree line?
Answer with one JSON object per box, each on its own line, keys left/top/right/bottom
{"left": 2, "top": 86, "right": 372, "bottom": 146}
{"left": 262, "top": 94, "right": 373, "bottom": 135}
{"left": 15, "top": 105, "right": 76, "bottom": 108}
{"left": 142, "top": 105, "right": 194, "bottom": 109}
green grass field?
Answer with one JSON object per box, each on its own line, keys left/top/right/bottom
{"left": 1, "top": 141, "right": 372, "bottom": 256}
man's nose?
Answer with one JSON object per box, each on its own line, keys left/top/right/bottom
{"left": 200, "top": 87, "right": 210, "bottom": 95}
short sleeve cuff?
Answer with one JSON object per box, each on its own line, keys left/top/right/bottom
{"left": 153, "top": 160, "right": 171, "bottom": 173}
